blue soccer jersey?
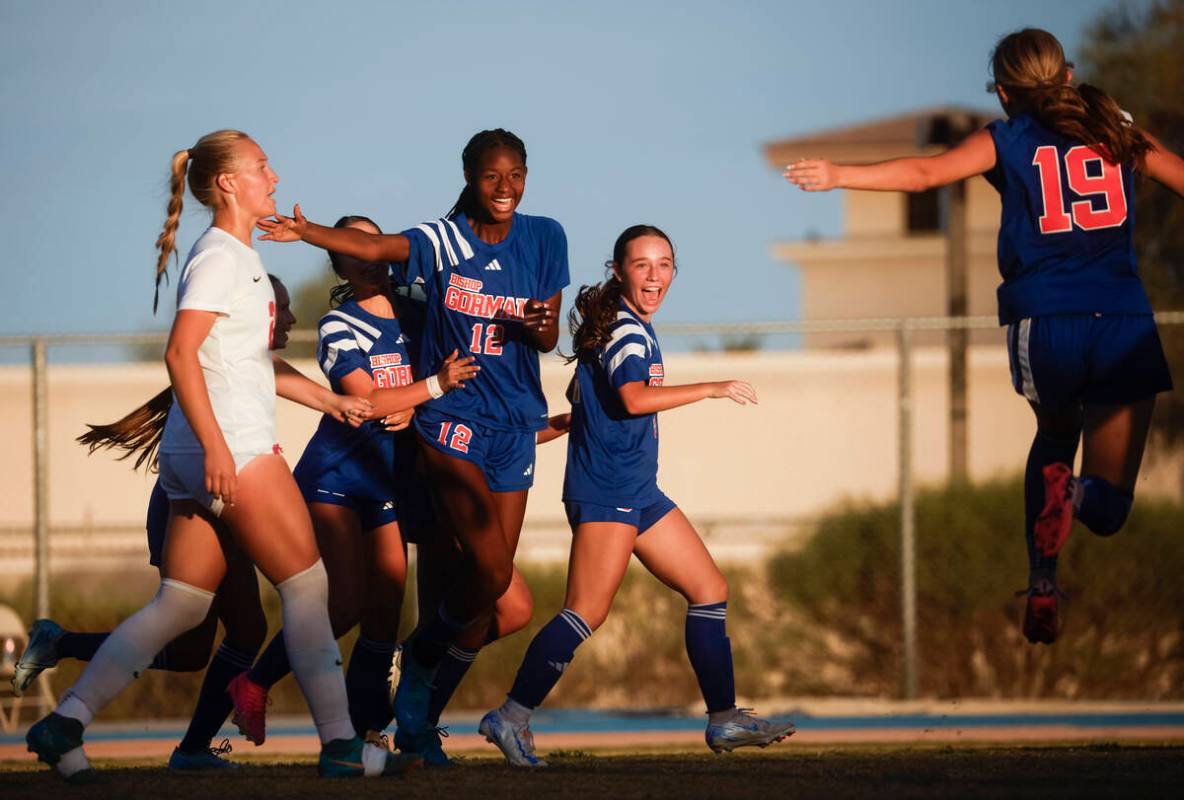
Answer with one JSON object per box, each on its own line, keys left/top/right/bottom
{"left": 294, "top": 298, "right": 412, "bottom": 487}
{"left": 984, "top": 114, "right": 1151, "bottom": 325}
{"left": 395, "top": 213, "right": 569, "bottom": 432}
{"left": 563, "top": 301, "right": 665, "bottom": 508}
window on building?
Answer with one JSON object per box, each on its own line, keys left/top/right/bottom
{"left": 906, "top": 189, "right": 941, "bottom": 234}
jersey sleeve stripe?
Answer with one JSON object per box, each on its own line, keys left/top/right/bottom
{"left": 319, "top": 320, "right": 375, "bottom": 353}
{"left": 430, "top": 220, "right": 459, "bottom": 267}
{"left": 604, "top": 341, "right": 648, "bottom": 379}
{"left": 443, "top": 218, "right": 476, "bottom": 260}
{"left": 606, "top": 320, "right": 651, "bottom": 352}
{"left": 414, "top": 223, "right": 445, "bottom": 273}
{"left": 325, "top": 309, "right": 382, "bottom": 340}
{"left": 320, "top": 338, "right": 360, "bottom": 374}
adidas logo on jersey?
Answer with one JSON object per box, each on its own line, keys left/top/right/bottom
{"left": 485, "top": 259, "right": 503, "bottom": 271}
{"left": 523, "top": 463, "right": 534, "bottom": 477}
{"left": 382, "top": 501, "right": 394, "bottom": 511}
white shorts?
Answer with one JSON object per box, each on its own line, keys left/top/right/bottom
{"left": 158, "top": 449, "right": 272, "bottom": 517}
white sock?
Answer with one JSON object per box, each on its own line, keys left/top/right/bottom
{"left": 277, "top": 560, "right": 354, "bottom": 744}
{"left": 62, "top": 578, "right": 213, "bottom": 725}
{"left": 499, "top": 696, "right": 533, "bottom": 725}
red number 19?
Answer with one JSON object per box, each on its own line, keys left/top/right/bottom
{"left": 1032, "top": 145, "right": 1127, "bottom": 234}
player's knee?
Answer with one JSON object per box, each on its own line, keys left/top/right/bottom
{"left": 158, "top": 578, "right": 217, "bottom": 632}
{"left": 1077, "top": 476, "right": 1133, "bottom": 537}
{"left": 493, "top": 587, "right": 533, "bottom": 639}
{"left": 687, "top": 574, "right": 728, "bottom": 606}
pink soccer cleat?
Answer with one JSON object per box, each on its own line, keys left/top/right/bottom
{"left": 1034, "top": 463, "right": 1075, "bottom": 557}
{"left": 227, "top": 672, "right": 270, "bottom": 745}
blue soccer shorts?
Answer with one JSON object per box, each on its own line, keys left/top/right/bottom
{"left": 1007, "top": 313, "right": 1173, "bottom": 409}
{"left": 563, "top": 492, "right": 677, "bottom": 536}
{"left": 415, "top": 408, "right": 537, "bottom": 493}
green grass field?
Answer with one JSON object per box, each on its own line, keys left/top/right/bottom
{"left": 3, "top": 743, "right": 1181, "bottom": 799}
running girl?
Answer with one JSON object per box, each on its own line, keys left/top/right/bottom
{"left": 785, "top": 28, "right": 1184, "bottom": 644}
{"left": 26, "top": 130, "right": 418, "bottom": 781}
{"left": 479, "top": 225, "right": 794, "bottom": 766}
{"left": 13, "top": 274, "right": 293, "bottom": 771}
{"left": 258, "top": 129, "right": 569, "bottom": 751}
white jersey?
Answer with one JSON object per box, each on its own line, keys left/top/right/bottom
{"left": 160, "top": 226, "right": 277, "bottom": 459}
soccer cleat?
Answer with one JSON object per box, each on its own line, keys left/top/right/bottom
{"left": 318, "top": 736, "right": 422, "bottom": 778}
{"left": 391, "top": 653, "right": 436, "bottom": 740}
{"left": 1019, "top": 579, "right": 1063, "bottom": 645}
{"left": 393, "top": 721, "right": 454, "bottom": 767}
{"left": 12, "top": 618, "right": 65, "bottom": 696}
{"left": 168, "top": 738, "right": 241, "bottom": 771}
{"left": 26, "top": 712, "right": 97, "bottom": 784}
{"left": 478, "top": 708, "right": 547, "bottom": 767}
{"left": 1034, "top": 462, "right": 1075, "bottom": 557}
{"left": 705, "top": 707, "right": 795, "bottom": 753}
{"left": 226, "top": 672, "right": 270, "bottom": 745}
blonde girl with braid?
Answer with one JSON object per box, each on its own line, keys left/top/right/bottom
{"left": 26, "top": 131, "right": 421, "bottom": 781}
{"left": 787, "top": 29, "right": 1184, "bottom": 645}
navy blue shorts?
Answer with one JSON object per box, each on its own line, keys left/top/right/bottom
{"left": 1006, "top": 313, "right": 1173, "bottom": 409}
{"left": 294, "top": 449, "right": 398, "bottom": 532}
{"left": 564, "top": 492, "right": 677, "bottom": 536}
{"left": 414, "top": 408, "right": 536, "bottom": 493}
{"left": 146, "top": 480, "right": 169, "bottom": 568}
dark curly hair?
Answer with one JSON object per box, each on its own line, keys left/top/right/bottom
{"left": 327, "top": 214, "right": 385, "bottom": 308}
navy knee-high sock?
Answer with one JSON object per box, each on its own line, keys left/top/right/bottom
{"left": 507, "top": 609, "right": 591, "bottom": 709}
{"left": 58, "top": 632, "right": 183, "bottom": 671}
{"left": 1074, "top": 476, "right": 1133, "bottom": 537}
{"left": 247, "top": 632, "right": 292, "bottom": 689}
{"left": 178, "top": 641, "right": 257, "bottom": 752}
{"left": 409, "top": 605, "right": 469, "bottom": 670}
{"left": 427, "top": 646, "right": 479, "bottom": 724}
{"left": 346, "top": 636, "right": 398, "bottom": 736}
{"left": 685, "top": 602, "right": 735, "bottom": 714}
{"left": 1024, "top": 432, "right": 1079, "bottom": 584}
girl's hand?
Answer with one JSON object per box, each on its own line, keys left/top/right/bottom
{"left": 550, "top": 412, "right": 571, "bottom": 432}
{"left": 523, "top": 299, "right": 556, "bottom": 333}
{"left": 257, "top": 204, "right": 308, "bottom": 242}
{"left": 783, "top": 159, "right": 838, "bottom": 192}
{"left": 330, "top": 394, "right": 374, "bottom": 427}
{"left": 437, "top": 349, "right": 480, "bottom": 392}
{"left": 381, "top": 408, "right": 414, "bottom": 432}
{"left": 204, "top": 443, "right": 237, "bottom": 506}
{"left": 709, "top": 380, "right": 758, "bottom": 406}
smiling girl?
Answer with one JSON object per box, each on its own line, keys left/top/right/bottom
{"left": 478, "top": 225, "right": 794, "bottom": 767}
{"left": 257, "top": 129, "right": 568, "bottom": 754}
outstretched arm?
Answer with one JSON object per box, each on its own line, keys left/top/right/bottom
{"left": 617, "top": 379, "right": 757, "bottom": 416}
{"left": 257, "top": 204, "right": 411, "bottom": 262}
{"left": 1141, "top": 131, "right": 1184, "bottom": 198}
{"left": 337, "top": 349, "right": 480, "bottom": 419}
{"left": 784, "top": 129, "right": 997, "bottom": 193}
{"left": 273, "top": 357, "right": 373, "bottom": 426}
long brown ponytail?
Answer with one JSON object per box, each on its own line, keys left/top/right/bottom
{"left": 153, "top": 129, "right": 252, "bottom": 312}
{"left": 77, "top": 388, "right": 174, "bottom": 472}
{"left": 990, "top": 28, "right": 1150, "bottom": 166}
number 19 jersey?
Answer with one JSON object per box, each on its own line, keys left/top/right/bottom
{"left": 985, "top": 113, "right": 1150, "bottom": 325}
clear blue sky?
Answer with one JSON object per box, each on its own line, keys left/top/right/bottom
{"left": 0, "top": 0, "right": 1131, "bottom": 349}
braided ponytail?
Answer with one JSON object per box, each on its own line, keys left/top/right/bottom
{"left": 151, "top": 129, "right": 251, "bottom": 313}
{"left": 153, "top": 149, "right": 190, "bottom": 313}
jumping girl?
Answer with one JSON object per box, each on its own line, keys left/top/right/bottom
{"left": 26, "top": 130, "right": 418, "bottom": 781}
{"left": 226, "top": 215, "right": 477, "bottom": 748}
{"left": 479, "top": 225, "right": 795, "bottom": 767}
{"left": 12, "top": 274, "right": 293, "bottom": 771}
{"left": 785, "top": 28, "right": 1184, "bottom": 644}
{"left": 258, "top": 129, "right": 569, "bottom": 753}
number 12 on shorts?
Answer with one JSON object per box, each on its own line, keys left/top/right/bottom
{"left": 470, "top": 323, "right": 504, "bottom": 355}
{"left": 438, "top": 421, "right": 473, "bottom": 453}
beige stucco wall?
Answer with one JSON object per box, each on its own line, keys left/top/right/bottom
{"left": 1, "top": 350, "right": 1177, "bottom": 536}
